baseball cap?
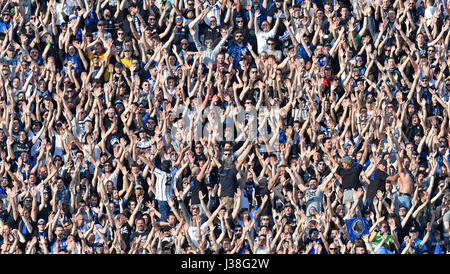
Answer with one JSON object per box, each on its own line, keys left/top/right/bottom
{"left": 111, "top": 137, "right": 120, "bottom": 145}
{"left": 258, "top": 177, "right": 268, "bottom": 185}
{"left": 97, "top": 20, "right": 106, "bottom": 26}
{"left": 135, "top": 184, "right": 143, "bottom": 189}
{"left": 379, "top": 159, "right": 388, "bottom": 167}
{"left": 366, "top": 96, "right": 375, "bottom": 103}
{"left": 17, "top": 92, "right": 26, "bottom": 101}
{"left": 69, "top": 14, "right": 77, "bottom": 21}
{"left": 32, "top": 120, "right": 42, "bottom": 126}
{"left": 38, "top": 219, "right": 46, "bottom": 224}
{"left": 197, "top": 154, "right": 207, "bottom": 162}
{"left": 410, "top": 226, "right": 418, "bottom": 233}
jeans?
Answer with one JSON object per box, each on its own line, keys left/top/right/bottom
{"left": 157, "top": 200, "right": 170, "bottom": 222}
{"left": 398, "top": 194, "right": 412, "bottom": 211}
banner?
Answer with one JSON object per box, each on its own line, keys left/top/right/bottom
{"left": 345, "top": 217, "right": 370, "bottom": 242}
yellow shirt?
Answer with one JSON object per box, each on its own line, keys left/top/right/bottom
{"left": 89, "top": 52, "right": 111, "bottom": 81}
{"left": 120, "top": 58, "right": 132, "bottom": 69}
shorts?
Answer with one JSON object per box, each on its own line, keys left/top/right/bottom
{"left": 222, "top": 197, "right": 234, "bottom": 213}
{"left": 343, "top": 189, "right": 354, "bottom": 204}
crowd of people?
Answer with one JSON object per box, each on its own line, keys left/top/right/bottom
{"left": 0, "top": 0, "right": 449, "bottom": 255}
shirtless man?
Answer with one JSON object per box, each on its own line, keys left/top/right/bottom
{"left": 389, "top": 129, "right": 414, "bottom": 210}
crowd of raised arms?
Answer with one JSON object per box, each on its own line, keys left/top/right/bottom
{"left": 0, "top": 0, "right": 449, "bottom": 254}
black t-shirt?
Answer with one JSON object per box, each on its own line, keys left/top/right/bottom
{"left": 199, "top": 23, "right": 221, "bottom": 42}
{"left": 13, "top": 140, "right": 32, "bottom": 156}
{"left": 337, "top": 164, "right": 363, "bottom": 190}
{"left": 129, "top": 230, "right": 149, "bottom": 244}
{"left": 119, "top": 222, "right": 132, "bottom": 248}
{"left": 218, "top": 165, "right": 238, "bottom": 198}
{"left": 190, "top": 178, "right": 208, "bottom": 205}
{"left": 367, "top": 169, "right": 388, "bottom": 199}
{"left": 172, "top": 25, "right": 189, "bottom": 46}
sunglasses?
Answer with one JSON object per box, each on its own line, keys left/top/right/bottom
{"left": 267, "top": 43, "right": 274, "bottom": 45}
{"left": 206, "top": 41, "right": 213, "bottom": 44}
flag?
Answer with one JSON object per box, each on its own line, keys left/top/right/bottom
{"left": 434, "top": 242, "right": 442, "bottom": 254}
{"left": 345, "top": 217, "right": 370, "bottom": 242}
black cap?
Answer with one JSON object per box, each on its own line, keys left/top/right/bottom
{"left": 324, "top": 65, "right": 332, "bottom": 70}
{"left": 97, "top": 20, "right": 106, "bottom": 26}
{"left": 366, "top": 96, "right": 375, "bottom": 103}
{"left": 379, "top": 159, "right": 388, "bottom": 167}
{"left": 197, "top": 154, "right": 207, "bottom": 162}
{"left": 409, "top": 226, "right": 418, "bottom": 233}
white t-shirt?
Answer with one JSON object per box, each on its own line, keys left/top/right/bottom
{"left": 102, "top": 172, "right": 118, "bottom": 189}
{"left": 256, "top": 30, "right": 276, "bottom": 54}
{"left": 188, "top": 222, "right": 209, "bottom": 248}
{"left": 153, "top": 167, "right": 178, "bottom": 201}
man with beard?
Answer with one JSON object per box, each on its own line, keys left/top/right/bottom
{"left": 226, "top": 30, "right": 249, "bottom": 68}
{"left": 48, "top": 225, "right": 68, "bottom": 254}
